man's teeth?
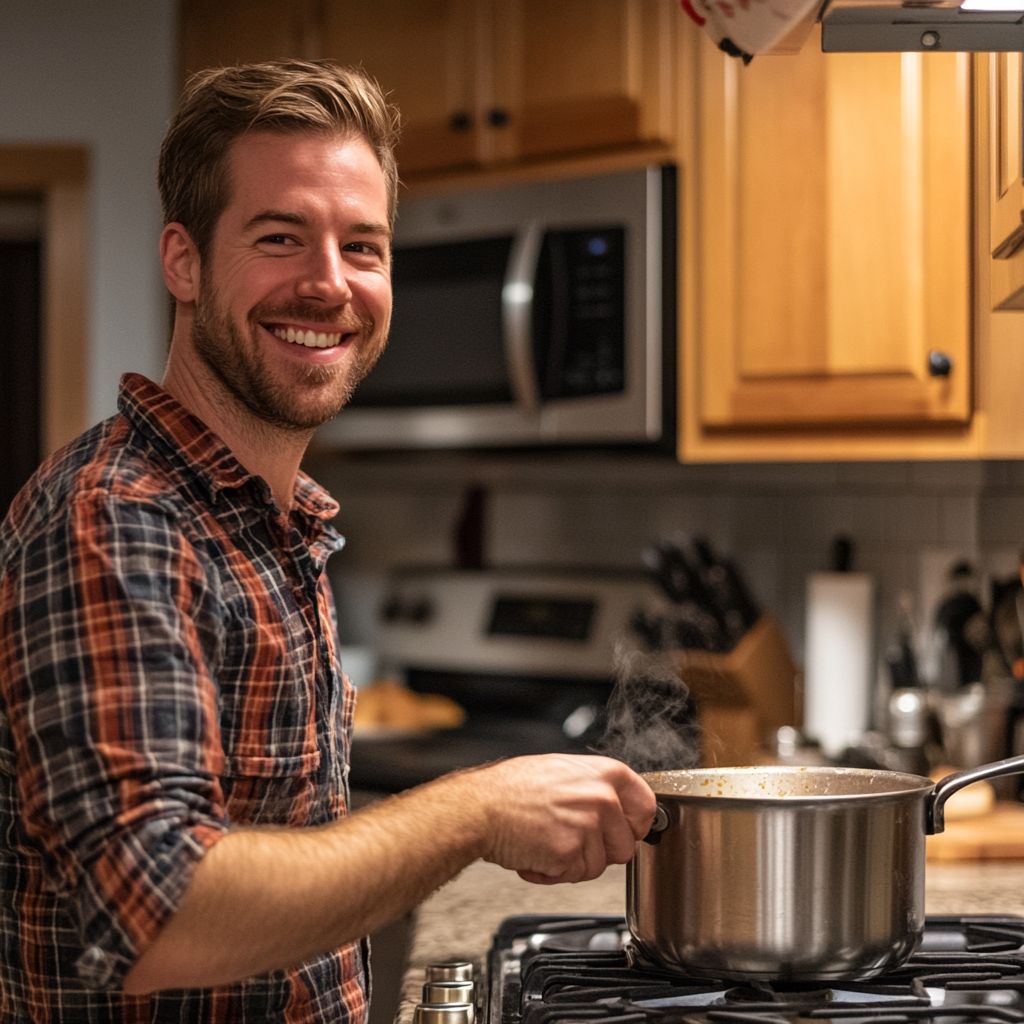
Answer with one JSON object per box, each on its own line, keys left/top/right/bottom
{"left": 272, "top": 326, "right": 343, "bottom": 348}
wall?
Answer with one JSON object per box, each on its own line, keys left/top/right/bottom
{"left": 0, "top": 0, "right": 178, "bottom": 426}
{"left": 308, "top": 453, "right": 1024, "bottom": 672}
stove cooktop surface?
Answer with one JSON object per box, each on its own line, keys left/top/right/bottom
{"left": 487, "top": 914, "right": 1024, "bottom": 1024}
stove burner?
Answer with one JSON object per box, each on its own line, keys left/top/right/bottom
{"left": 487, "top": 916, "right": 1024, "bottom": 1024}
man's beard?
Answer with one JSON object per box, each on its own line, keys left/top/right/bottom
{"left": 189, "top": 286, "right": 387, "bottom": 432}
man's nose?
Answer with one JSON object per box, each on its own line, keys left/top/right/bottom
{"left": 296, "top": 244, "right": 353, "bottom": 305}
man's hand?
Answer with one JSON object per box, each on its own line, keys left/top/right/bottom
{"left": 466, "top": 754, "right": 657, "bottom": 885}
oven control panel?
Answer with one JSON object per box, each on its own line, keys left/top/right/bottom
{"left": 376, "top": 568, "right": 666, "bottom": 678}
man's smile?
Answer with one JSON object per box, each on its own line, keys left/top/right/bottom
{"left": 269, "top": 324, "right": 347, "bottom": 349}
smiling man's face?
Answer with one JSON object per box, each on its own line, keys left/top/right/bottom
{"left": 190, "top": 130, "right": 392, "bottom": 432}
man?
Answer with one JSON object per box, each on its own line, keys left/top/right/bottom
{"left": 0, "top": 60, "right": 655, "bottom": 1022}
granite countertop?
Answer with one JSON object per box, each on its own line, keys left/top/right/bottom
{"left": 395, "top": 859, "right": 1024, "bottom": 1024}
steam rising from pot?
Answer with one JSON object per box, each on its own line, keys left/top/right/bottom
{"left": 595, "top": 644, "right": 700, "bottom": 773}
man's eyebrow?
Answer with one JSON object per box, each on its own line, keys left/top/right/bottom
{"left": 351, "top": 221, "right": 393, "bottom": 242}
{"left": 245, "top": 210, "right": 308, "bottom": 230}
{"left": 244, "top": 210, "right": 392, "bottom": 242}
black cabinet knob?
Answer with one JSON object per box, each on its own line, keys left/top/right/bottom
{"left": 486, "top": 108, "right": 510, "bottom": 128}
{"left": 928, "top": 350, "right": 953, "bottom": 378}
{"left": 449, "top": 111, "right": 472, "bottom": 133}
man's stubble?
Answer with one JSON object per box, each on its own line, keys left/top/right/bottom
{"left": 189, "top": 281, "right": 389, "bottom": 433}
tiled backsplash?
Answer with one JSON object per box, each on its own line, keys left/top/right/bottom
{"left": 307, "top": 453, "right": 1024, "bottom": 668}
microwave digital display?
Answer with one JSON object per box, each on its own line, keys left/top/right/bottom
{"left": 487, "top": 596, "right": 597, "bottom": 641}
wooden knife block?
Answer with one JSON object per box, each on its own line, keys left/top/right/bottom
{"left": 673, "top": 613, "right": 798, "bottom": 767}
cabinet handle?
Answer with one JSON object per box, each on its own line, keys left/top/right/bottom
{"left": 928, "top": 350, "right": 953, "bottom": 378}
{"left": 486, "top": 108, "right": 510, "bottom": 128}
{"left": 449, "top": 111, "right": 472, "bottom": 133}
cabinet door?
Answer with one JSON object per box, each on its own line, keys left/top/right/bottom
{"left": 321, "top": 1, "right": 478, "bottom": 175}
{"left": 988, "top": 54, "right": 1024, "bottom": 308}
{"left": 180, "top": 0, "right": 320, "bottom": 76}
{"left": 507, "top": 0, "right": 677, "bottom": 161}
{"left": 695, "top": 30, "right": 972, "bottom": 429}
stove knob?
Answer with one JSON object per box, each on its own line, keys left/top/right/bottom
{"left": 425, "top": 961, "right": 474, "bottom": 982}
{"left": 414, "top": 1003, "right": 474, "bottom": 1024}
{"left": 423, "top": 980, "right": 475, "bottom": 1007}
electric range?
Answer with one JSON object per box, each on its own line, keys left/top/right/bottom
{"left": 483, "top": 913, "right": 1024, "bottom": 1024}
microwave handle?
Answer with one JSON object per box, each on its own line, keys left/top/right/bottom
{"left": 502, "top": 222, "right": 544, "bottom": 413}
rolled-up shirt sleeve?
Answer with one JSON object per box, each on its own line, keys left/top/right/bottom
{"left": 0, "top": 490, "right": 229, "bottom": 989}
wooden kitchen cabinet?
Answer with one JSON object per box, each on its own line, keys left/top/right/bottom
{"left": 983, "top": 54, "right": 1024, "bottom": 310}
{"left": 180, "top": 0, "right": 322, "bottom": 76}
{"left": 678, "top": 36, "right": 1024, "bottom": 462}
{"left": 684, "top": 28, "right": 972, "bottom": 442}
{"left": 322, "top": 0, "right": 678, "bottom": 175}
{"left": 179, "top": 0, "right": 679, "bottom": 178}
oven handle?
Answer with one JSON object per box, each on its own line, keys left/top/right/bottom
{"left": 502, "top": 221, "right": 544, "bottom": 414}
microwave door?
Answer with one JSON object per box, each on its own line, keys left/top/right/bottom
{"left": 501, "top": 222, "right": 544, "bottom": 415}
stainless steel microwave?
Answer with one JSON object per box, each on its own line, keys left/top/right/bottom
{"left": 315, "top": 164, "right": 677, "bottom": 451}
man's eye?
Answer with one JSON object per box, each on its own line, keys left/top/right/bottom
{"left": 345, "top": 242, "right": 382, "bottom": 257}
{"left": 260, "top": 235, "right": 295, "bottom": 246}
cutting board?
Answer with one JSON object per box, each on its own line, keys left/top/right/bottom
{"left": 926, "top": 802, "right": 1024, "bottom": 862}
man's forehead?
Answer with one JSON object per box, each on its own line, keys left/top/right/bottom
{"left": 222, "top": 129, "right": 389, "bottom": 224}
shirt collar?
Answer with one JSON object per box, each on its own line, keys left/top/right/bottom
{"left": 116, "top": 373, "right": 341, "bottom": 527}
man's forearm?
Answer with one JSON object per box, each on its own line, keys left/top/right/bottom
{"left": 123, "top": 769, "right": 488, "bottom": 994}
{"left": 123, "top": 753, "right": 655, "bottom": 995}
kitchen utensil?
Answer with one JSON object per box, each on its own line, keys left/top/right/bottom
{"left": 691, "top": 536, "right": 762, "bottom": 641}
{"left": 627, "top": 754, "right": 1024, "bottom": 980}
{"left": 889, "top": 688, "right": 929, "bottom": 748}
{"left": 936, "top": 679, "right": 1012, "bottom": 771}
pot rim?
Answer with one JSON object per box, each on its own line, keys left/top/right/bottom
{"left": 642, "top": 765, "right": 935, "bottom": 805}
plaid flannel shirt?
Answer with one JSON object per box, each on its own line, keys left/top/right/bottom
{"left": 0, "top": 373, "right": 368, "bottom": 1023}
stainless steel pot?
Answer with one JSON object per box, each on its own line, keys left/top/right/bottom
{"left": 627, "top": 754, "right": 1024, "bottom": 981}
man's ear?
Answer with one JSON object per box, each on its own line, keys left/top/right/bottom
{"left": 161, "top": 223, "right": 201, "bottom": 303}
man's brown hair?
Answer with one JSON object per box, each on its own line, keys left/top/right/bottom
{"left": 158, "top": 59, "right": 400, "bottom": 262}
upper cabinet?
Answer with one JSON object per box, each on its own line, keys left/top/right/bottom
{"left": 180, "top": 0, "right": 322, "bottom": 72}
{"left": 180, "top": 0, "right": 679, "bottom": 178}
{"left": 985, "top": 54, "right": 1024, "bottom": 310}
{"left": 682, "top": 29, "right": 972, "bottom": 449}
{"left": 318, "top": 1, "right": 480, "bottom": 175}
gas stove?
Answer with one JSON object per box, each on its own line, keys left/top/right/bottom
{"left": 485, "top": 914, "right": 1024, "bottom": 1024}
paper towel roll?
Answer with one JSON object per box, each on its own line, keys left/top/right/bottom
{"left": 803, "top": 572, "right": 874, "bottom": 757}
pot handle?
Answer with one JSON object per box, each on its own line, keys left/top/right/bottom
{"left": 642, "top": 804, "right": 670, "bottom": 845}
{"left": 926, "top": 752, "right": 1024, "bottom": 834}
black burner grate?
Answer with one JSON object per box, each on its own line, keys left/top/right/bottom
{"left": 487, "top": 916, "right": 1024, "bottom": 1024}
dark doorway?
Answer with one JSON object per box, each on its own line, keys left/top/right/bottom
{"left": 0, "top": 199, "right": 43, "bottom": 520}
